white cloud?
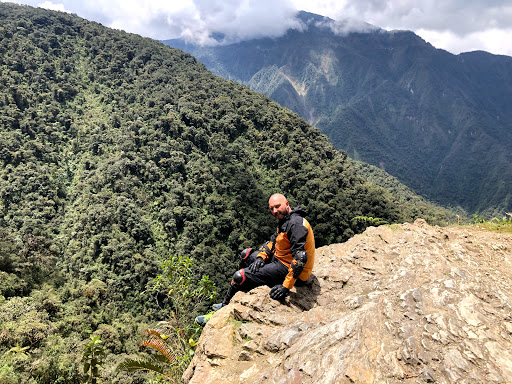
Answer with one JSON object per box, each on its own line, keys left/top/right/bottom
{"left": 417, "top": 28, "right": 512, "bottom": 56}
{"left": 115, "top": 0, "right": 302, "bottom": 44}
{"left": 326, "top": 0, "right": 512, "bottom": 34}
{"left": 316, "top": 18, "right": 380, "bottom": 36}
{"left": 2, "top": 0, "right": 512, "bottom": 55}
{"left": 289, "top": 0, "right": 512, "bottom": 56}
{"left": 41, "top": 0, "right": 300, "bottom": 44}
{"left": 290, "top": 0, "right": 348, "bottom": 20}
{"left": 37, "top": 1, "right": 69, "bottom": 12}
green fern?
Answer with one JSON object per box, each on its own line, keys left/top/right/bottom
{"left": 117, "top": 325, "right": 191, "bottom": 382}
{"left": 139, "top": 337, "right": 174, "bottom": 363}
{"left": 118, "top": 257, "right": 215, "bottom": 382}
{"left": 116, "top": 357, "right": 167, "bottom": 375}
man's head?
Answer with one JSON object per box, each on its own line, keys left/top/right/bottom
{"left": 268, "top": 193, "right": 291, "bottom": 220}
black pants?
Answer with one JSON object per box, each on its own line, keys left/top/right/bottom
{"left": 224, "top": 250, "right": 288, "bottom": 304}
{"left": 222, "top": 249, "right": 304, "bottom": 304}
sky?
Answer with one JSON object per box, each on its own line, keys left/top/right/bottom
{"left": 3, "top": 0, "right": 512, "bottom": 56}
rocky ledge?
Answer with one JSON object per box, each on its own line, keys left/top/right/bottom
{"left": 183, "top": 220, "right": 512, "bottom": 384}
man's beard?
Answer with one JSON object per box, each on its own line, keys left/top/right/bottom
{"left": 273, "top": 210, "right": 286, "bottom": 220}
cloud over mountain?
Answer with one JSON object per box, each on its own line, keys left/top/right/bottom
{"left": 5, "top": 0, "right": 512, "bottom": 54}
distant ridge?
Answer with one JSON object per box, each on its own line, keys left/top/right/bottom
{"left": 164, "top": 11, "right": 512, "bottom": 216}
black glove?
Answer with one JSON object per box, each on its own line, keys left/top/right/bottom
{"left": 269, "top": 285, "right": 289, "bottom": 300}
{"left": 248, "top": 257, "right": 265, "bottom": 273}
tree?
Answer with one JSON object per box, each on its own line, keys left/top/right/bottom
{"left": 82, "top": 335, "right": 105, "bottom": 384}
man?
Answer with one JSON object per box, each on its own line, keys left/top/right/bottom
{"left": 196, "top": 193, "right": 315, "bottom": 325}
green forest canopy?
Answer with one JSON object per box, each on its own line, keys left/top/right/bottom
{"left": 0, "top": 3, "right": 457, "bottom": 383}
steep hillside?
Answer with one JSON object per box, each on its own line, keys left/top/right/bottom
{"left": 184, "top": 220, "right": 512, "bottom": 383}
{"left": 351, "top": 160, "right": 466, "bottom": 222}
{"left": 0, "top": 4, "right": 458, "bottom": 383}
{"left": 165, "top": 11, "right": 512, "bottom": 216}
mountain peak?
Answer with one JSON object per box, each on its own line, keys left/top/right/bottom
{"left": 296, "top": 10, "right": 380, "bottom": 36}
{"left": 184, "top": 220, "right": 512, "bottom": 383}
{"left": 296, "top": 10, "right": 333, "bottom": 24}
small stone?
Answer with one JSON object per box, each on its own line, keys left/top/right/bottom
{"left": 208, "top": 358, "right": 223, "bottom": 367}
{"left": 421, "top": 366, "right": 436, "bottom": 383}
{"left": 444, "top": 348, "right": 470, "bottom": 372}
{"left": 242, "top": 340, "right": 259, "bottom": 352}
{"left": 418, "top": 350, "right": 431, "bottom": 364}
{"left": 344, "top": 295, "right": 363, "bottom": 309}
{"left": 238, "top": 351, "right": 252, "bottom": 361}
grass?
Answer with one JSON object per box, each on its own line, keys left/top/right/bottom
{"left": 472, "top": 213, "right": 512, "bottom": 234}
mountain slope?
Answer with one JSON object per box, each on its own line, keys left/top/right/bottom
{"left": 0, "top": 4, "right": 457, "bottom": 383}
{"left": 164, "top": 11, "right": 512, "bottom": 216}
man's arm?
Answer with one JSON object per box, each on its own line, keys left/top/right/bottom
{"left": 279, "top": 218, "right": 310, "bottom": 291}
{"left": 256, "top": 229, "right": 279, "bottom": 261}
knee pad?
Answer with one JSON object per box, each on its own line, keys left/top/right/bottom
{"left": 240, "top": 248, "right": 252, "bottom": 261}
{"left": 232, "top": 269, "right": 245, "bottom": 285}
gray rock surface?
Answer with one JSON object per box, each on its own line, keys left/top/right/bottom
{"left": 183, "top": 220, "right": 512, "bottom": 383}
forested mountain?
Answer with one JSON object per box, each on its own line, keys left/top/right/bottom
{"left": 165, "top": 11, "right": 512, "bottom": 217}
{"left": 0, "top": 4, "right": 457, "bottom": 383}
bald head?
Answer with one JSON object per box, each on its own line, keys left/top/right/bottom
{"left": 268, "top": 194, "right": 291, "bottom": 220}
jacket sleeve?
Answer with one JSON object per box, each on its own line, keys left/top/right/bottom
{"left": 257, "top": 240, "right": 274, "bottom": 261}
{"left": 257, "top": 228, "right": 279, "bottom": 261}
{"left": 287, "top": 219, "right": 308, "bottom": 256}
{"left": 282, "top": 219, "right": 309, "bottom": 289}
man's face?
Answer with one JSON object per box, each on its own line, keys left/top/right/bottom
{"left": 269, "top": 196, "right": 289, "bottom": 220}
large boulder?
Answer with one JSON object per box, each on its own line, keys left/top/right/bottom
{"left": 184, "top": 220, "right": 512, "bottom": 383}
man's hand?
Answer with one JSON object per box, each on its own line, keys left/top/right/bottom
{"left": 248, "top": 257, "right": 265, "bottom": 273}
{"left": 269, "top": 285, "right": 289, "bottom": 300}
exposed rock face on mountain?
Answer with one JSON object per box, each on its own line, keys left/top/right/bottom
{"left": 165, "top": 12, "right": 512, "bottom": 216}
{"left": 183, "top": 220, "right": 512, "bottom": 383}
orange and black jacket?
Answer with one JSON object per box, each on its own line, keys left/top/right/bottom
{"left": 257, "top": 207, "right": 315, "bottom": 289}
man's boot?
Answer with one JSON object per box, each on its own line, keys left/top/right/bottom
{"left": 195, "top": 312, "right": 214, "bottom": 327}
{"left": 212, "top": 302, "right": 226, "bottom": 310}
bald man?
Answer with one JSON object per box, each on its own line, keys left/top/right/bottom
{"left": 197, "top": 194, "right": 315, "bottom": 324}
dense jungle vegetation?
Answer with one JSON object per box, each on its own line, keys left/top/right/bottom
{"left": 0, "top": 4, "right": 458, "bottom": 383}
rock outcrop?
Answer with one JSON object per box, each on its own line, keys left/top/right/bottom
{"left": 183, "top": 220, "right": 512, "bottom": 383}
